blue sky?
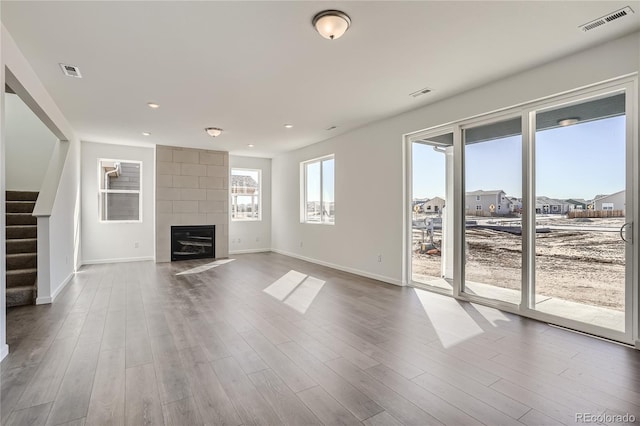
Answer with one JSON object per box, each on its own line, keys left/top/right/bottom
{"left": 413, "top": 116, "right": 625, "bottom": 200}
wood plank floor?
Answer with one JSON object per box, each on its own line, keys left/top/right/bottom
{"left": 2, "top": 252, "right": 639, "bottom": 425}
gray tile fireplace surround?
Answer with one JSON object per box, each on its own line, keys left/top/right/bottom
{"left": 155, "top": 145, "right": 229, "bottom": 262}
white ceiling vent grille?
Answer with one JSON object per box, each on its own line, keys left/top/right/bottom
{"left": 410, "top": 87, "right": 432, "bottom": 98}
{"left": 59, "top": 63, "right": 82, "bottom": 78}
{"left": 579, "top": 6, "right": 634, "bottom": 32}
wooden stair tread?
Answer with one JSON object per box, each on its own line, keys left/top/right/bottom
{"left": 6, "top": 268, "right": 37, "bottom": 275}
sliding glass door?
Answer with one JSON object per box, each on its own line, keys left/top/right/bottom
{"left": 532, "top": 90, "right": 632, "bottom": 337}
{"left": 406, "top": 78, "right": 636, "bottom": 344}
{"left": 410, "top": 131, "right": 454, "bottom": 293}
{"left": 462, "top": 116, "right": 522, "bottom": 305}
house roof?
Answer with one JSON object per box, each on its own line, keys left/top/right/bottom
{"left": 536, "top": 196, "right": 567, "bottom": 205}
{"left": 592, "top": 190, "right": 625, "bottom": 202}
{"left": 232, "top": 175, "right": 258, "bottom": 189}
{"left": 466, "top": 190, "right": 505, "bottom": 196}
{"left": 2, "top": 2, "right": 638, "bottom": 156}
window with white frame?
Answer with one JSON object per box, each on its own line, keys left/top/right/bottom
{"left": 231, "top": 168, "right": 261, "bottom": 221}
{"left": 98, "top": 159, "right": 142, "bottom": 222}
{"left": 302, "top": 155, "right": 335, "bottom": 224}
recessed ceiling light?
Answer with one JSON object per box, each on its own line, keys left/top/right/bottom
{"left": 284, "top": 124, "right": 293, "bottom": 128}
{"left": 147, "top": 102, "right": 160, "bottom": 109}
{"left": 142, "top": 132, "right": 151, "bottom": 136}
{"left": 558, "top": 118, "right": 580, "bottom": 127}
{"left": 326, "top": 125, "right": 337, "bottom": 131}
{"left": 248, "top": 144, "right": 255, "bottom": 148}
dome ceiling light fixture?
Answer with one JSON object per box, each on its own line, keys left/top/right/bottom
{"left": 557, "top": 117, "right": 580, "bottom": 127}
{"left": 312, "top": 10, "right": 351, "bottom": 40}
{"left": 205, "top": 127, "right": 223, "bottom": 137}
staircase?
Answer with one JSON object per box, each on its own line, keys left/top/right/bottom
{"left": 6, "top": 191, "right": 38, "bottom": 307}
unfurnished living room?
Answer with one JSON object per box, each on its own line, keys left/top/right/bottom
{"left": 0, "top": 1, "right": 639, "bottom": 425}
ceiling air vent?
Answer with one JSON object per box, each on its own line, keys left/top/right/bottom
{"left": 59, "top": 63, "right": 82, "bottom": 78}
{"left": 579, "top": 6, "right": 634, "bottom": 32}
{"left": 410, "top": 87, "right": 432, "bottom": 98}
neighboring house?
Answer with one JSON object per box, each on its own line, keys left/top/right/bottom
{"left": 413, "top": 198, "right": 429, "bottom": 213}
{"left": 231, "top": 175, "right": 258, "bottom": 195}
{"left": 422, "top": 196, "right": 445, "bottom": 214}
{"left": 465, "top": 190, "right": 511, "bottom": 216}
{"left": 508, "top": 197, "right": 523, "bottom": 213}
{"left": 536, "top": 196, "right": 569, "bottom": 214}
{"left": 589, "top": 190, "right": 625, "bottom": 211}
{"left": 565, "top": 198, "right": 588, "bottom": 211}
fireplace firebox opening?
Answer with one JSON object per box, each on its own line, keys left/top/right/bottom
{"left": 171, "top": 225, "right": 215, "bottom": 261}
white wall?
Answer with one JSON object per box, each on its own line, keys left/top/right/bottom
{"left": 272, "top": 31, "right": 640, "bottom": 287}
{"left": 0, "top": 14, "right": 7, "bottom": 361}
{"left": 5, "top": 93, "right": 56, "bottom": 191}
{"left": 47, "top": 140, "right": 79, "bottom": 298}
{"left": 1, "top": 24, "right": 80, "bottom": 359}
{"left": 81, "top": 141, "right": 155, "bottom": 264}
{"left": 229, "top": 156, "right": 271, "bottom": 254}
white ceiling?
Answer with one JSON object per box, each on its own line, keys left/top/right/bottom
{"left": 2, "top": 1, "right": 639, "bottom": 157}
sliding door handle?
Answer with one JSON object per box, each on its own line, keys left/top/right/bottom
{"left": 620, "top": 222, "right": 632, "bottom": 243}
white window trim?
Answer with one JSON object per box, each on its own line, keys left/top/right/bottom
{"left": 231, "top": 168, "right": 262, "bottom": 221}
{"left": 97, "top": 158, "right": 143, "bottom": 223}
{"left": 301, "top": 154, "right": 335, "bottom": 225}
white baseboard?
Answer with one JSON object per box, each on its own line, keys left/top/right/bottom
{"left": 0, "top": 344, "right": 8, "bottom": 361}
{"left": 229, "top": 248, "right": 271, "bottom": 255}
{"left": 82, "top": 256, "right": 155, "bottom": 265}
{"left": 37, "top": 271, "right": 75, "bottom": 305}
{"left": 271, "top": 248, "right": 403, "bottom": 287}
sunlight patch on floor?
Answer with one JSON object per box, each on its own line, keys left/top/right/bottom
{"left": 415, "top": 287, "right": 484, "bottom": 348}
{"left": 175, "top": 258, "right": 236, "bottom": 276}
{"left": 284, "top": 276, "right": 326, "bottom": 314}
{"left": 263, "top": 270, "right": 308, "bottom": 300}
{"left": 263, "top": 270, "right": 326, "bottom": 314}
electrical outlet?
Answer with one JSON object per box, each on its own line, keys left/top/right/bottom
{"left": 300, "top": 241, "right": 303, "bottom": 247}
{"left": 134, "top": 241, "right": 139, "bottom": 248}
{"left": 377, "top": 254, "right": 382, "bottom": 263}
{"left": 256, "top": 237, "right": 260, "bottom": 242}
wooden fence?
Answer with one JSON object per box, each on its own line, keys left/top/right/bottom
{"left": 568, "top": 210, "right": 624, "bottom": 218}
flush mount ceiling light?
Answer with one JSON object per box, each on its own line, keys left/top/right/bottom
{"left": 284, "top": 124, "right": 293, "bottom": 128}
{"left": 142, "top": 132, "right": 151, "bottom": 136}
{"left": 205, "top": 127, "right": 223, "bottom": 137}
{"left": 558, "top": 117, "right": 580, "bottom": 127}
{"left": 312, "top": 10, "right": 351, "bottom": 40}
{"left": 248, "top": 144, "right": 255, "bottom": 148}
{"left": 147, "top": 102, "right": 160, "bottom": 109}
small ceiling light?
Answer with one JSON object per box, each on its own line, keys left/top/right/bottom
{"left": 312, "top": 10, "right": 351, "bottom": 40}
{"left": 142, "top": 132, "right": 151, "bottom": 136}
{"left": 205, "top": 127, "right": 223, "bottom": 137}
{"left": 147, "top": 102, "right": 160, "bottom": 109}
{"left": 558, "top": 117, "right": 580, "bottom": 127}
{"left": 248, "top": 144, "right": 255, "bottom": 148}
{"left": 284, "top": 124, "right": 293, "bottom": 128}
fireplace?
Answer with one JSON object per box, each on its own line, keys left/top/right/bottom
{"left": 171, "top": 225, "right": 215, "bottom": 261}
